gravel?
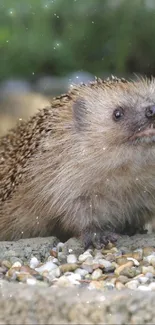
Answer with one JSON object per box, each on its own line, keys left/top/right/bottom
{"left": 1, "top": 234, "right": 155, "bottom": 323}
{"left": 1, "top": 234, "right": 155, "bottom": 292}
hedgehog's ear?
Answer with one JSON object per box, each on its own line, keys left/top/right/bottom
{"left": 72, "top": 97, "right": 88, "bottom": 131}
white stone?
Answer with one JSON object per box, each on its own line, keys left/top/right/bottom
{"left": 144, "top": 254, "right": 155, "bottom": 264}
{"left": 141, "top": 266, "right": 154, "bottom": 275}
{"left": 67, "top": 254, "right": 77, "bottom": 264}
{"left": 52, "top": 258, "right": 59, "bottom": 264}
{"left": 78, "top": 251, "right": 92, "bottom": 262}
{"left": 66, "top": 273, "right": 81, "bottom": 285}
{"left": 125, "top": 280, "right": 139, "bottom": 290}
{"left": 35, "top": 261, "right": 57, "bottom": 273}
{"left": 98, "top": 259, "right": 112, "bottom": 268}
{"left": 49, "top": 267, "right": 61, "bottom": 279}
{"left": 92, "top": 269, "right": 102, "bottom": 280}
{"left": 145, "top": 272, "right": 154, "bottom": 279}
{"left": 57, "top": 242, "right": 64, "bottom": 251}
{"left": 12, "top": 261, "right": 22, "bottom": 268}
{"left": 56, "top": 276, "right": 73, "bottom": 287}
{"left": 127, "top": 257, "right": 139, "bottom": 266}
{"left": 78, "top": 253, "right": 93, "bottom": 262}
{"left": 138, "top": 276, "right": 150, "bottom": 284}
{"left": 29, "top": 257, "right": 39, "bottom": 269}
{"left": 26, "top": 278, "right": 37, "bottom": 286}
{"left": 75, "top": 268, "right": 89, "bottom": 277}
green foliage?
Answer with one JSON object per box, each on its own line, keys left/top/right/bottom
{"left": 1, "top": 0, "right": 155, "bottom": 80}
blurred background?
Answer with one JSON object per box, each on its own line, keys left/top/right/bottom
{"left": 0, "top": 0, "right": 155, "bottom": 135}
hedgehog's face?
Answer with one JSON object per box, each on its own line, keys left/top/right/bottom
{"left": 112, "top": 103, "right": 155, "bottom": 145}
{"left": 72, "top": 79, "right": 155, "bottom": 148}
{"left": 113, "top": 80, "right": 155, "bottom": 146}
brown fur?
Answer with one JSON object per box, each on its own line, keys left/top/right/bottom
{"left": 1, "top": 76, "right": 155, "bottom": 245}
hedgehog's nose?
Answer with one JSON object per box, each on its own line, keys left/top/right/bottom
{"left": 145, "top": 105, "right": 155, "bottom": 118}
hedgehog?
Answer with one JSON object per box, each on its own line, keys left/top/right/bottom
{"left": 0, "top": 75, "right": 155, "bottom": 248}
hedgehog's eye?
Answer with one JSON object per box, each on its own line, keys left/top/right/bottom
{"left": 113, "top": 108, "right": 124, "bottom": 121}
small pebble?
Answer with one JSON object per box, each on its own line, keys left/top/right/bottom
{"left": 67, "top": 254, "right": 77, "bottom": 264}
{"left": 145, "top": 272, "right": 154, "bottom": 279}
{"left": 88, "top": 281, "right": 104, "bottom": 290}
{"left": 12, "top": 261, "right": 22, "bottom": 268}
{"left": 57, "top": 274, "right": 80, "bottom": 286}
{"left": 138, "top": 276, "right": 150, "bottom": 284}
{"left": 81, "top": 264, "right": 93, "bottom": 273}
{"left": 143, "top": 254, "right": 155, "bottom": 264}
{"left": 111, "top": 262, "right": 118, "bottom": 269}
{"left": 52, "top": 258, "right": 59, "bottom": 265}
{"left": 6, "top": 268, "right": 18, "bottom": 281}
{"left": 85, "top": 274, "right": 91, "bottom": 280}
{"left": 134, "top": 269, "right": 141, "bottom": 276}
{"left": 20, "top": 265, "right": 38, "bottom": 276}
{"left": 75, "top": 268, "right": 89, "bottom": 277}
{"left": 109, "top": 247, "right": 118, "bottom": 253}
{"left": 127, "top": 257, "right": 139, "bottom": 266}
{"left": 26, "top": 278, "right": 37, "bottom": 286}
{"left": 116, "top": 257, "right": 128, "bottom": 266}
{"left": 54, "top": 276, "right": 74, "bottom": 287}
{"left": 50, "top": 248, "right": 57, "bottom": 258}
{"left": 104, "top": 254, "right": 116, "bottom": 262}
{"left": 59, "top": 263, "right": 78, "bottom": 273}
{"left": 17, "top": 273, "right": 33, "bottom": 283}
{"left": 57, "top": 242, "right": 64, "bottom": 252}
{"left": 115, "top": 281, "right": 125, "bottom": 290}
{"left": 9, "top": 257, "right": 23, "bottom": 265}
{"left": 134, "top": 248, "right": 143, "bottom": 255}
{"left": 105, "top": 242, "right": 115, "bottom": 250}
{"left": 83, "top": 256, "right": 94, "bottom": 265}
{"left": 125, "top": 280, "right": 139, "bottom": 290}
{"left": 35, "top": 261, "right": 58, "bottom": 273}
{"left": 98, "top": 259, "right": 112, "bottom": 269}
{"left": 78, "top": 253, "right": 92, "bottom": 262}
{"left": 117, "top": 275, "right": 129, "bottom": 284}
{"left": 123, "top": 252, "right": 142, "bottom": 261}
{"left": 57, "top": 252, "right": 67, "bottom": 264}
{"left": 143, "top": 247, "right": 155, "bottom": 257}
{"left": 132, "top": 251, "right": 143, "bottom": 261}
{"left": 48, "top": 267, "right": 61, "bottom": 279}
{"left": 114, "top": 261, "right": 134, "bottom": 276}
{"left": 1, "top": 260, "right": 12, "bottom": 269}
{"left": 103, "top": 282, "right": 115, "bottom": 291}
{"left": 91, "top": 268, "right": 102, "bottom": 280}
{"left": 66, "top": 273, "right": 81, "bottom": 281}
{"left": 141, "top": 265, "right": 154, "bottom": 275}
{"left": 94, "top": 252, "right": 103, "bottom": 260}
{"left": 29, "top": 257, "right": 39, "bottom": 269}
{"left": 122, "top": 267, "right": 137, "bottom": 278}
{"left": 103, "top": 265, "right": 115, "bottom": 273}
